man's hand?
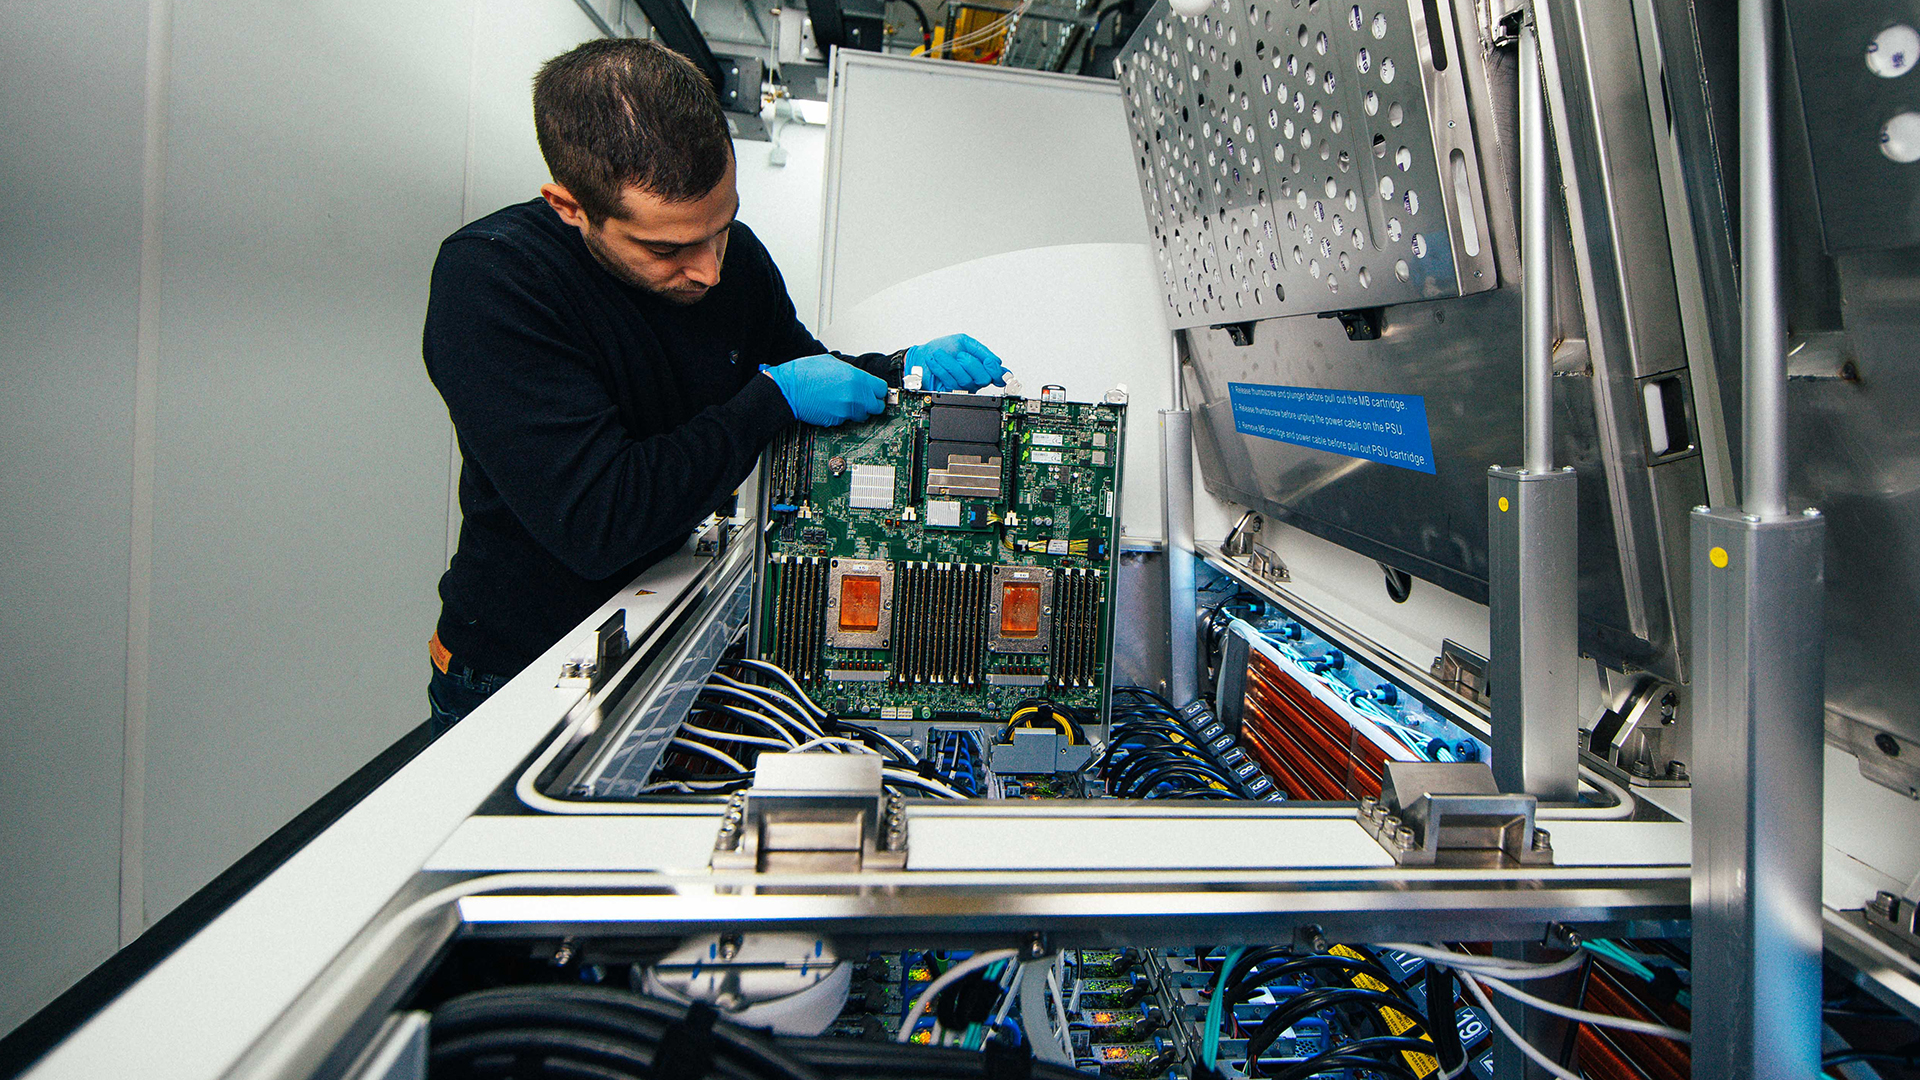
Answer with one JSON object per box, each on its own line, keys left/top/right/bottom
{"left": 905, "top": 334, "right": 1008, "bottom": 393}
{"left": 763, "top": 355, "right": 889, "bottom": 427}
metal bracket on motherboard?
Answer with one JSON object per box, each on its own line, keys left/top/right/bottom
{"left": 1357, "top": 762, "right": 1554, "bottom": 866}
{"left": 711, "top": 753, "right": 908, "bottom": 874}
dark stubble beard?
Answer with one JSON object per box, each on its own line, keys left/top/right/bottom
{"left": 583, "top": 225, "right": 720, "bottom": 306}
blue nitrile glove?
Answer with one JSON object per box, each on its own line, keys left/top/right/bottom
{"left": 762, "top": 355, "right": 888, "bottom": 427}
{"left": 904, "top": 334, "right": 1008, "bottom": 392}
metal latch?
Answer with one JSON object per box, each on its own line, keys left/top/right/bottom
{"left": 1357, "top": 762, "right": 1553, "bottom": 866}
{"left": 711, "top": 754, "right": 907, "bottom": 873}
{"left": 1865, "top": 890, "right": 1920, "bottom": 955}
{"left": 1430, "top": 640, "right": 1491, "bottom": 707}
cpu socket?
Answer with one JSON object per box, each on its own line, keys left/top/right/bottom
{"left": 988, "top": 564, "right": 1053, "bottom": 655}
{"left": 825, "top": 558, "right": 894, "bottom": 650}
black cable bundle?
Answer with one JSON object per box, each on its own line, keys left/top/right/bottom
{"left": 428, "top": 985, "right": 1089, "bottom": 1080}
{"left": 1423, "top": 963, "right": 1466, "bottom": 1076}
{"left": 430, "top": 986, "right": 817, "bottom": 1079}
{"left": 1209, "top": 947, "right": 1446, "bottom": 1079}
{"left": 1101, "top": 688, "right": 1240, "bottom": 799}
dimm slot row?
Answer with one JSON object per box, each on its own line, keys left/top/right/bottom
{"left": 768, "top": 425, "right": 815, "bottom": 508}
{"left": 893, "top": 562, "right": 989, "bottom": 687}
{"left": 766, "top": 555, "right": 829, "bottom": 684}
{"left": 1049, "top": 567, "right": 1103, "bottom": 690}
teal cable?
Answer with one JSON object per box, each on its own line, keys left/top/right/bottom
{"left": 1203, "top": 947, "right": 1244, "bottom": 1069}
{"left": 1582, "top": 940, "right": 1657, "bottom": 983}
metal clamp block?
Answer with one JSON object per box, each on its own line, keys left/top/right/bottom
{"left": 1864, "top": 891, "right": 1920, "bottom": 956}
{"left": 711, "top": 754, "right": 907, "bottom": 874}
{"left": 1357, "top": 762, "right": 1553, "bottom": 867}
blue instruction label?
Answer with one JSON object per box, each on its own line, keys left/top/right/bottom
{"left": 1227, "top": 382, "right": 1436, "bottom": 474}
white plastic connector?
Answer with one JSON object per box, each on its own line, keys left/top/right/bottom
{"left": 902, "top": 365, "right": 925, "bottom": 391}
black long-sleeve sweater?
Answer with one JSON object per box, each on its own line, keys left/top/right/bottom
{"left": 424, "top": 199, "right": 892, "bottom": 678}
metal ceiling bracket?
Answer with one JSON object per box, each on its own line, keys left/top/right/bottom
{"left": 1827, "top": 712, "right": 1920, "bottom": 801}
{"left": 1588, "top": 674, "right": 1689, "bottom": 787}
{"left": 1316, "top": 308, "right": 1384, "bottom": 341}
{"left": 1217, "top": 321, "right": 1257, "bottom": 346}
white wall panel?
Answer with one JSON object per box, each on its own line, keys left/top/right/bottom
{"left": 736, "top": 120, "right": 830, "bottom": 325}
{"left": 818, "top": 54, "right": 1152, "bottom": 327}
{"left": 138, "top": 0, "right": 477, "bottom": 920}
{"left": 464, "top": 0, "right": 602, "bottom": 220}
{"left": 0, "top": 0, "right": 148, "bottom": 1035}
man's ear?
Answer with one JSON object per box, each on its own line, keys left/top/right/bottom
{"left": 540, "top": 183, "right": 591, "bottom": 232}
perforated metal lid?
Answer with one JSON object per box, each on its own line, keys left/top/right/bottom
{"left": 1115, "top": 0, "right": 1497, "bottom": 327}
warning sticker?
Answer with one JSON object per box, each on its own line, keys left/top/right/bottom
{"left": 1227, "top": 382, "right": 1437, "bottom": 474}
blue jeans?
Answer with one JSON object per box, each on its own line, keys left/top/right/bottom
{"left": 428, "top": 662, "right": 508, "bottom": 737}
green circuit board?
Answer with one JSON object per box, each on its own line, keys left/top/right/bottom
{"left": 758, "top": 390, "right": 1125, "bottom": 722}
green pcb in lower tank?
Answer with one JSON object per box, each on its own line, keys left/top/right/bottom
{"left": 759, "top": 389, "right": 1126, "bottom": 722}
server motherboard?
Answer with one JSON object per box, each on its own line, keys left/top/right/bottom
{"left": 758, "top": 389, "right": 1125, "bottom": 723}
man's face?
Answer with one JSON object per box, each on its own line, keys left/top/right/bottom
{"left": 543, "top": 155, "right": 739, "bottom": 305}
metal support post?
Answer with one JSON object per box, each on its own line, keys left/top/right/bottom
{"left": 1689, "top": 510, "right": 1824, "bottom": 1079}
{"left": 1520, "top": 15, "right": 1554, "bottom": 480}
{"left": 1688, "top": 0, "right": 1826, "bottom": 1067}
{"left": 1488, "top": 8, "right": 1580, "bottom": 803}
{"left": 1491, "top": 941, "right": 1580, "bottom": 1080}
{"left": 1487, "top": 466, "right": 1579, "bottom": 802}
{"left": 1161, "top": 409, "right": 1200, "bottom": 705}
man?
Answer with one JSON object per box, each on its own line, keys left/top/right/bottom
{"left": 423, "top": 38, "right": 1006, "bottom": 730}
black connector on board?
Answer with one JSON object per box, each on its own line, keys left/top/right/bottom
{"left": 1177, "top": 700, "right": 1282, "bottom": 800}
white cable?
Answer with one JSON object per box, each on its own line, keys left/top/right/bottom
{"left": 991, "top": 961, "right": 1025, "bottom": 1029}
{"left": 731, "top": 657, "right": 830, "bottom": 717}
{"left": 1459, "top": 972, "right": 1581, "bottom": 1080}
{"left": 729, "top": 658, "right": 826, "bottom": 714}
{"left": 1381, "top": 943, "right": 1589, "bottom": 980}
{"left": 895, "top": 949, "right": 1021, "bottom": 1041}
{"left": 702, "top": 684, "right": 816, "bottom": 737}
{"left": 709, "top": 674, "right": 815, "bottom": 721}
{"left": 1475, "top": 972, "right": 1691, "bottom": 1041}
{"left": 680, "top": 724, "right": 791, "bottom": 749}
{"left": 1046, "top": 963, "right": 1074, "bottom": 1058}
{"left": 1537, "top": 766, "right": 1637, "bottom": 821}
{"left": 940, "top": 4, "right": 1028, "bottom": 54}
{"left": 634, "top": 779, "right": 742, "bottom": 794}
{"left": 884, "top": 768, "right": 967, "bottom": 799}
{"left": 669, "top": 738, "right": 746, "bottom": 774}
{"left": 711, "top": 674, "right": 825, "bottom": 735}
{"left": 1412, "top": 944, "right": 1691, "bottom": 1055}
{"left": 946, "top": 0, "right": 1034, "bottom": 51}
{"left": 709, "top": 703, "right": 806, "bottom": 745}
{"left": 791, "top": 736, "right": 878, "bottom": 754}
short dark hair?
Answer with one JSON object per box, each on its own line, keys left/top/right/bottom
{"left": 533, "top": 39, "right": 732, "bottom": 222}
